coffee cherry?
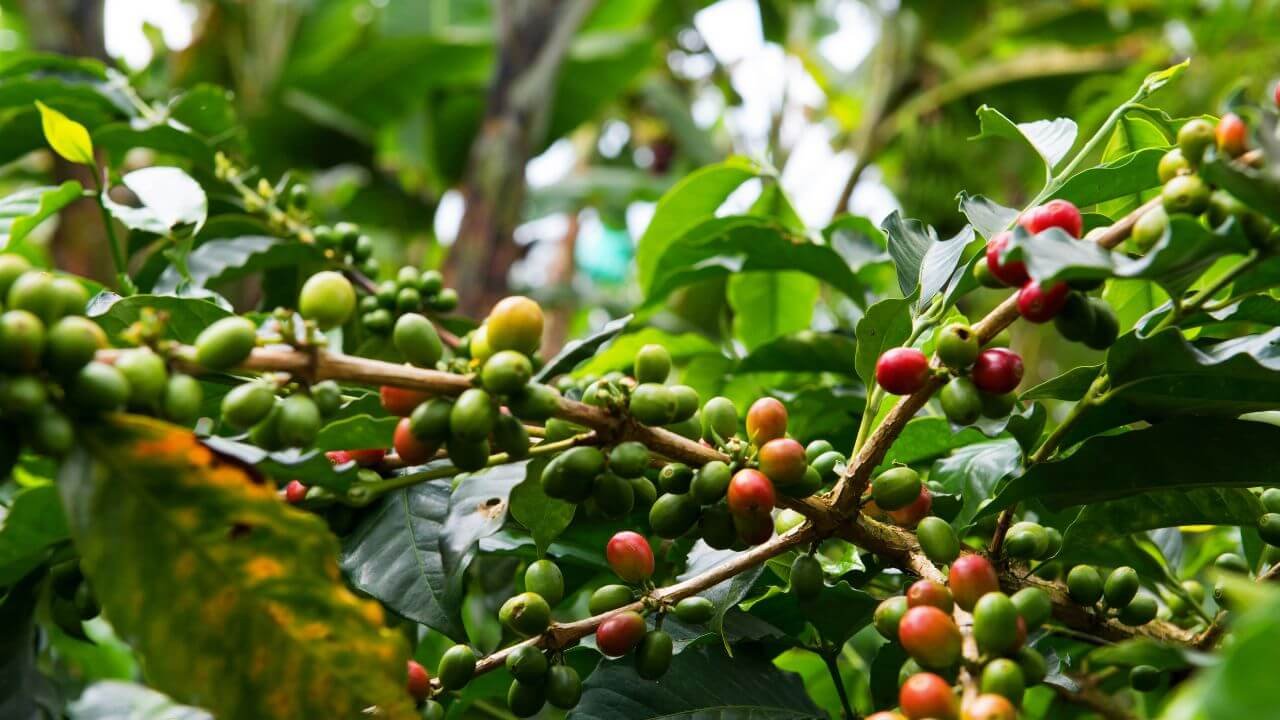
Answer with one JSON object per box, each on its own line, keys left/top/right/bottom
{"left": 1067, "top": 565, "right": 1104, "bottom": 605}
{"left": 875, "top": 347, "right": 930, "bottom": 395}
{"left": 1119, "top": 593, "right": 1157, "bottom": 626}
{"left": 1130, "top": 665, "right": 1161, "bottom": 692}
{"left": 298, "top": 271, "right": 355, "bottom": 330}
{"left": 499, "top": 592, "right": 551, "bottom": 636}
{"left": 1003, "top": 521, "right": 1049, "bottom": 560}
{"left": 973, "top": 592, "right": 1021, "bottom": 656}
{"left": 0, "top": 310, "right": 45, "bottom": 372}
{"left": 66, "top": 362, "right": 127, "bottom": 414}
{"left": 1020, "top": 199, "right": 1083, "bottom": 239}
{"left": 917, "top": 516, "right": 961, "bottom": 565}
{"left": 194, "top": 316, "right": 256, "bottom": 370}
{"left": 508, "top": 383, "right": 561, "bottom": 421}
{"left": 606, "top": 531, "right": 654, "bottom": 583}
{"left": 949, "top": 554, "right": 999, "bottom": 611}
{"left": 1259, "top": 512, "right": 1280, "bottom": 546}
{"left": 8, "top": 271, "right": 61, "bottom": 324}
{"left": 507, "top": 679, "right": 545, "bottom": 717}
{"left": 984, "top": 232, "right": 1029, "bottom": 287}
{"left": 506, "top": 644, "right": 549, "bottom": 685}
{"left": 406, "top": 659, "right": 431, "bottom": 701}
{"left": 727, "top": 469, "right": 775, "bottom": 515}
{"left": 900, "top": 672, "right": 958, "bottom": 720}
{"left": 0, "top": 254, "right": 31, "bottom": 299}
{"left": 541, "top": 446, "right": 604, "bottom": 501}
{"left": 758, "top": 438, "right": 807, "bottom": 486}
{"left": 450, "top": 388, "right": 495, "bottom": 439}
{"left": 872, "top": 466, "right": 921, "bottom": 511}
{"left": 1177, "top": 118, "right": 1216, "bottom": 164}
{"left": 979, "top": 659, "right": 1025, "bottom": 704}
{"left": 810, "top": 450, "right": 844, "bottom": 484}
{"left": 899, "top": 606, "right": 962, "bottom": 670}
{"left": 790, "top": 554, "right": 824, "bottom": 601}
{"left": 592, "top": 472, "right": 634, "bottom": 517}
{"left": 1015, "top": 647, "right": 1047, "bottom": 686}
{"left": 936, "top": 323, "right": 980, "bottom": 370}
{"left": 588, "top": 584, "right": 634, "bottom": 615}
{"left": 1157, "top": 148, "right": 1190, "bottom": 182}
{"left": 1103, "top": 566, "right": 1140, "bottom": 608}
{"left": 650, "top": 491, "right": 701, "bottom": 538}
{"left": 487, "top": 296, "right": 543, "bottom": 355}
{"left": 630, "top": 383, "right": 677, "bottom": 426}
{"left": 635, "top": 629, "right": 673, "bottom": 680}
{"left": 1010, "top": 587, "right": 1051, "bottom": 630}
{"left": 701, "top": 396, "right": 739, "bottom": 442}
{"left": 46, "top": 316, "right": 104, "bottom": 376}
{"left": 672, "top": 596, "right": 715, "bottom": 625}
{"left": 525, "top": 559, "right": 564, "bottom": 605}
{"left": 437, "top": 644, "right": 477, "bottom": 690}
{"left": 1053, "top": 291, "right": 1095, "bottom": 343}
{"left": 115, "top": 348, "right": 168, "bottom": 410}
{"left": 545, "top": 665, "right": 582, "bottom": 709}
{"left": 283, "top": 480, "right": 308, "bottom": 505}
{"left": 971, "top": 348, "right": 1023, "bottom": 395}
{"left": 940, "top": 377, "right": 982, "bottom": 426}
{"left": 277, "top": 393, "right": 321, "bottom": 447}
{"left": 907, "top": 579, "right": 954, "bottom": 613}
{"left": 394, "top": 417, "right": 437, "bottom": 465}
{"left": 875, "top": 595, "right": 909, "bottom": 640}
{"left": 1216, "top": 112, "right": 1248, "bottom": 157}
{"left": 658, "top": 463, "right": 693, "bottom": 494}
{"left": 1215, "top": 552, "right": 1250, "bottom": 574}
{"left": 691, "top": 460, "right": 731, "bottom": 504}
{"left": 633, "top": 343, "right": 672, "bottom": 383}
{"left": 964, "top": 694, "right": 1016, "bottom": 720}
{"left": 868, "top": 713, "right": 906, "bottom": 720}
{"left": 393, "top": 313, "right": 443, "bottom": 368}
{"left": 732, "top": 508, "right": 774, "bottom": 545}
{"left": 482, "top": 350, "right": 533, "bottom": 394}
{"left": 222, "top": 382, "right": 275, "bottom": 430}
{"left": 1017, "top": 280, "right": 1070, "bottom": 323}
{"left": 1162, "top": 173, "right": 1211, "bottom": 216}
{"left": 1084, "top": 298, "right": 1119, "bottom": 350}
{"left": 595, "top": 610, "right": 646, "bottom": 656}
{"left": 745, "top": 397, "right": 787, "bottom": 445}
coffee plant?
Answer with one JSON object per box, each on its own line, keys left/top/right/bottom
{"left": 6, "top": 44, "right": 1280, "bottom": 720}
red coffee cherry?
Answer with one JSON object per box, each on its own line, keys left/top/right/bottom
{"left": 406, "top": 659, "right": 431, "bottom": 701}
{"left": 868, "top": 713, "right": 907, "bottom": 720}
{"left": 984, "top": 232, "right": 1029, "bottom": 287}
{"left": 757, "top": 437, "right": 807, "bottom": 485}
{"left": 1016, "top": 280, "right": 1070, "bottom": 323}
{"left": 900, "top": 672, "right": 959, "bottom": 720}
{"left": 1216, "top": 112, "right": 1248, "bottom": 158}
{"left": 906, "top": 579, "right": 955, "bottom": 613}
{"left": 745, "top": 397, "right": 788, "bottom": 445}
{"left": 596, "top": 610, "right": 647, "bottom": 657}
{"left": 971, "top": 348, "right": 1023, "bottom": 395}
{"left": 606, "top": 531, "right": 654, "bottom": 583}
{"left": 283, "top": 480, "right": 307, "bottom": 504}
{"left": 325, "top": 450, "right": 353, "bottom": 465}
{"left": 348, "top": 448, "right": 387, "bottom": 466}
{"left": 875, "top": 348, "right": 930, "bottom": 395}
{"left": 733, "top": 509, "right": 775, "bottom": 545}
{"left": 727, "top": 469, "right": 776, "bottom": 515}
{"left": 964, "top": 693, "right": 1017, "bottom": 720}
{"left": 394, "top": 416, "right": 437, "bottom": 465}
{"left": 888, "top": 486, "right": 932, "bottom": 528}
{"left": 898, "top": 606, "right": 963, "bottom": 670}
{"left": 949, "top": 554, "right": 1000, "bottom": 611}
{"left": 380, "top": 385, "right": 429, "bottom": 416}
{"left": 1019, "top": 199, "right": 1083, "bottom": 239}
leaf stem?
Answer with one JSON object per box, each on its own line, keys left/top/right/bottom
{"left": 822, "top": 649, "right": 856, "bottom": 720}
{"left": 89, "top": 169, "right": 135, "bottom": 295}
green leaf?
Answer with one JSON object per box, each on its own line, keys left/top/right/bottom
{"left": 1050, "top": 148, "right": 1164, "bottom": 208}
{"left": 70, "top": 681, "right": 211, "bottom": 720}
{"left": 1, "top": 577, "right": 54, "bottom": 720}
{"left": 882, "top": 212, "right": 973, "bottom": 310}
{"left": 727, "top": 271, "right": 820, "bottom": 350}
{"left": 636, "top": 157, "right": 761, "bottom": 294}
{"left": 879, "top": 416, "right": 988, "bottom": 471}
{"left": 1089, "top": 638, "right": 1199, "bottom": 671}
{"left": 0, "top": 484, "right": 69, "bottom": 586}
{"left": 61, "top": 415, "right": 415, "bottom": 720}
{"left": 974, "top": 106, "right": 1077, "bottom": 182}
{"left": 645, "top": 215, "right": 867, "bottom": 306}
{"left": 120, "top": 167, "right": 208, "bottom": 231}
{"left": 736, "top": 331, "right": 857, "bottom": 376}
{"left": 314, "top": 414, "right": 395, "bottom": 453}
{"left": 88, "top": 293, "right": 232, "bottom": 344}
{"left": 1020, "top": 365, "right": 1103, "bottom": 402}
{"left": 747, "top": 580, "right": 876, "bottom": 647}
{"left": 1104, "top": 277, "right": 1168, "bottom": 334}
{"left": 574, "top": 643, "right": 820, "bottom": 720}
{"left": 1201, "top": 152, "right": 1280, "bottom": 226}
{"left": 930, "top": 439, "right": 1022, "bottom": 529}
{"left": 679, "top": 542, "right": 767, "bottom": 645}
{"left": 854, "top": 297, "right": 912, "bottom": 388}
{"left": 509, "top": 459, "right": 576, "bottom": 556}
{"left": 575, "top": 327, "right": 718, "bottom": 377}
{"left": 201, "top": 437, "right": 358, "bottom": 492}
{"left": 153, "top": 236, "right": 324, "bottom": 295}
{"left": 957, "top": 192, "right": 1018, "bottom": 240}
{"left": 93, "top": 120, "right": 215, "bottom": 170}
{"left": 534, "top": 313, "right": 632, "bottom": 381}
{"left": 980, "top": 418, "right": 1280, "bottom": 517}
{"left": 36, "top": 100, "right": 95, "bottom": 164}
{"left": 0, "top": 181, "right": 84, "bottom": 250}
{"left": 1061, "top": 488, "right": 1262, "bottom": 554}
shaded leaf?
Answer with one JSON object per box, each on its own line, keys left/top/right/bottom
{"left": 509, "top": 459, "right": 575, "bottom": 556}
{"left": 88, "top": 293, "right": 232, "bottom": 344}
{"left": 854, "top": 298, "right": 912, "bottom": 388}
{"left": 1061, "top": 488, "right": 1262, "bottom": 553}
{"left": 974, "top": 106, "right": 1077, "bottom": 180}
{"left": 1021, "top": 365, "right": 1103, "bottom": 402}
{"left": 0, "top": 181, "right": 83, "bottom": 250}
{"left": 0, "top": 484, "right": 69, "bottom": 586}
{"left": 957, "top": 192, "right": 1018, "bottom": 240}
{"left": 931, "top": 439, "right": 1022, "bottom": 529}
{"left": 201, "top": 436, "right": 358, "bottom": 492}
{"left": 728, "top": 271, "right": 820, "bottom": 350}
{"left": 736, "top": 331, "right": 857, "bottom": 376}
{"left": 154, "top": 236, "right": 322, "bottom": 294}
{"left": 535, "top": 313, "right": 633, "bottom": 382}
{"left": 680, "top": 542, "right": 767, "bottom": 643}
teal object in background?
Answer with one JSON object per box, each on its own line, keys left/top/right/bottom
{"left": 576, "top": 222, "right": 633, "bottom": 284}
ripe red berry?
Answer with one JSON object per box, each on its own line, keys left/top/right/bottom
{"left": 394, "top": 416, "right": 437, "bottom": 465}
{"left": 1216, "top": 112, "right": 1248, "bottom": 157}
{"left": 900, "top": 672, "right": 958, "bottom": 720}
{"left": 1016, "top": 280, "right": 1070, "bottom": 323}
{"left": 867, "top": 713, "right": 907, "bottom": 720}
{"left": 606, "top": 531, "right": 654, "bottom": 583}
{"left": 875, "top": 348, "right": 930, "bottom": 395}
{"left": 964, "top": 693, "right": 1017, "bottom": 720}
{"left": 888, "top": 486, "right": 932, "bottom": 528}
{"left": 898, "top": 606, "right": 963, "bottom": 671}
{"left": 745, "top": 397, "right": 788, "bottom": 445}
{"left": 970, "top": 348, "right": 1023, "bottom": 395}
{"left": 596, "top": 610, "right": 647, "bottom": 656}
{"left": 283, "top": 479, "right": 308, "bottom": 504}
{"left": 949, "top": 554, "right": 1000, "bottom": 611}
{"left": 984, "top": 232, "right": 1029, "bottom": 287}
{"left": 757, "top": 437, "right": 807, "bottom": 485}
{"left": 381, "top": 385, "right": 429, "bottom": 416}
{"left": 727, "top": 469, "right": 776, "bottom": 515}
{"left": 406, "top": 659, "right": 431, "bottom": 701}
{"left": 906, "top": 579, "right": 954, "bottom": 613}
{"left": 326, "top": 450, "right": 353, "bottom": 465}
{"left": 1019, "top": 199, "right": 1083, "bottom": 239}
{"left": 348, "top": 448, "right": 387, "bottom": 466}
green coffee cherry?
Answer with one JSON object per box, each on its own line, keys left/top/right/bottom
{"left": 1053, "top": 292, "right": 1096, "bottom": 343}
{"left": 493, "top": 413, "right": 530, "bottom": 459}
{"left": 588, "top": 584, "right": 634, "bottom": 615}
{"left": 1003, "top": 521, "right": 1049, "bottom": 560}
{"left": 1010, "top": 587, "right": 1051, "bottom": 630}
{"left": 544, "top": 665, "right": 582, "bottom": 710}
{"left": 277, "top": 393, "right": 322, "bottom": 447}
{"left": 810, "top": 450, "right": 844, "bottom": 484}
{"left": 874, "top": 596, "right": 909, "bottom": 640}
{"left": 450, "top": 388, "right": 495, "bottom": 439}
{"left": 648, "top": 492, "right": 700, "bottom": 539}
{"left": 936, "top": 323, "right": 980, "bottom": 370}
{"left": 805, "top": 439, "right": 834, "bottom": 462}
{"left": 499, "top": 592, "right": 551, "bottom": 636}
{"left": 674, "top": 596, "right": 715, "bottom": 624}
{"left": 1083, "top": 298, "right": 1119, "bottom": 350}
{"left": 916, "top": 516, "right": 960, "bottom": 564}
{"left": 691, "top": 460, "right": 731, "bottom": 504}
{"left": 482, "top": 350, "right": 533, "bottom": 394}
{"left": 194, "top": 316, "right": 257, "bottom": 370}
{"left": 1177, "top": 118, "right": 1216, "bottom": 164}
{"left": 1158, "top": 148, "right": 1190, "bottom": 182}
{"left": 1067, "top": 565, "right": 1103, "bottom": 606}
{"left": 506, "top": 678, "right": 545, "bottom": 718}
{"left": 973, "top": 592, "right": 1021, "bottom": 656}
{"left": 525, "top": 559, "right": 564, "bottom": 606}
{"left": 634, "top": 343, "right": 671, "bottom": 383}
{"left": 592, "top": 472, "right": 635, "bottom": 517}
{"left": 1259, "top": 512, "right": 1280, "bottom": 546}
{"left": 506, "top": 644, "right": 549, "bottom": 684}
{"left": 979, "top": 390, "right": 1016, "bottom": 419}
{"left": 1119, "top": 594, "right": 1158, "bottom": 626}
{"left": 609, "top": 441, "right": 650, "bottom": 478}
{"left": 980, "top": 658, "right": 1025, "bottom": 703}
{"left": 630, "top": 383, "right": 677, "bottom": 426}
{"left": 1162, "top": 174, "right": 1210, "bottom": 216}
{"left": 635, "top": 630, "right": 674, "bottom": 680}
{"left": 1103, "top": 566, "right": 1140, "bottom": 608}
{"left": 1130, "top": 665, "right": 1161, "bottom": 692}
{"left": 393, "top": 313, "right": 443, "bottom": 368}
{"left": 508, "top": 383, "right": 561, "bottom": 420}
{"left": 115, "top": 348, "right": 168, "bottom": 410}
{"left": 1016, "top": 647, "right": 1047, "bottom": 685}
{"left": 446, "top": 436, "right": 490, "bottom": 472}
{"left": 410, "top": 398, "right": 453, "bottom": 443}
{"left": 659, "top": 462, "right": 693, "bottom": 494}
{"left": 7, "top": 271, "right": 61, "bottom": 324}
{"left": 790, "top": 554, "right": 824, "bottom": 601}
{"left": 298, "top": 271, "right": 356, "bottom": 330}
{"left": 437, "top": 644, "right": 477, "bottom": 690}
{"left": 940, "top": 377, "right": 982, "bottom": 425}
{"left": 871, "top": 466, "right": 921, "bottom": 511}
{"left": 222, "top": 382, "right": 277, "bottom": 430}
{"left": 700, "top": 396, "right": 738, "bottom": 442}
{"left": 162, "top": 373, "right": 203, "bottom": 423}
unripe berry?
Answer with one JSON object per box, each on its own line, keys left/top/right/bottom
{"left": 757, "top": 437, "right": 807, "bottom": 486}
{"left": 984, "top": 232, "right": 1029, "bottom": 287}
{"left": 916, "top": 516, "right": 961, "bottom": 564}
{"left": 1157, "top": 148, "right": 1190, "bottom": 183}
{"left": 898, "top": 606, "right": 962, "bottom": 670}
{"left": 406, "top": 659, "right": 431, "bottom": 701}
{"left": 970, "top": 348, "right": 1023, "bottom": 395}
{"left": 969, "top": 692, "right": 1018, "bottom": 719}
{"left": 437, "top": 644, "right": 477, "bottom": 690}
{"left": 524, "top": 559, "right": 564, "bottom": 605}
{"left": 1010, "top": 587, "right": 1052, "bottom": 630}
{"left": 1017, "top": 280, "right": 1070, "bottom": 323}
{"left": 1177, "top": 118, "right": 1216, "bottom": 164}
{"left": 906, "top": 579, "right": 954, "bottom": 613}
{"left": 745, "top": 397, "right": 787, "bottom": 445}
{"left": 888, "top": 486, "right": 933, "bottom": 528}
{"left": 899, "top": 672, "right": 958, "bottom": 720}
{"left": 633, "top": 343, "right": 672, "bottom": 383}
{"left": 298, "top": 271, "right": 356, "bottom": 330}
{"left": 874, "top": 595, "right": 909, "bottom": 640}
{"left": 727, "top": 469, "right": 775, "bottom": 515}
{"left": 936, "top": 323, "right": 979, "bottom": 370}
{"left": 1130, "top": 665, "right": 1161, "bottom": 692}
{"left": 595, "top": 610, "right": 646, "bottom": 657}
{"left": 1019, "top": 199, "right": 1083, "bottom": 238}
{"left": 875, "top": 347, "right": 930, "bottom": 395}
{"left": 732, "top": 508, "right": 774, "bottom": 545}
{"left": 948, "top": 554, "right": 999, "bottom": 611}
{"left": 1216, "top": 112, "right": 1248, "bottom": 157}
{"left": 499, "top": 592, "right": 551, "bottom": 636}
{"left": 972, "top": 592, "right": 1021, "bottom": 656}
{"left": 1103, "top": 566, "right": 1140, "bottom": 608}
{"left": 871, "top": 466, "right": 922, "bottom": 511}
{"left": 1067, "top": 565, "right": 1103, "bottom": 605}
{"left": 606, "top": 531, "right": 654, "bottom": 583}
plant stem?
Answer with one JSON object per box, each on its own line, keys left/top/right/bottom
{"left": 822, "top": 649, "right": 856, "bottom": 720}
{"left": 89, "top": 170, "right": 134, "bottom": 294}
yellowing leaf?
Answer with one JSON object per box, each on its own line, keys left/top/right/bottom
{"left": 35, "top": 101, "right": 95, "bottom": 165}
{"left": 59, "top": 415, "right": 416, "bottom": 720}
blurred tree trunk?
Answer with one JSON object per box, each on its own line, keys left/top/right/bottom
{"left": 20, "top": 0, "right": 112, "bottom": 283}
{"left": 447, "top": 0, "right": 594, "bottom": 316}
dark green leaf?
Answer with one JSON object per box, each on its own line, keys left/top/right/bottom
{"left": 89, "top": 293, "right": 232, "bottom": 344}
{"left": 0, "top": 577, "right": 56, "bottom": 720}
{"left": 957, "top": 192, "right": 1018, "bottom": 240}
{"left": 746, "top": 580, "right": 876, "bottom": 647}
{"left": 854, "top": 298, "right": 912, "bottom": 387}
{"left": 736, "top": 331, "right": 857, "bottom": 376}
{"left": 509, "top": 459, "right": 575, "bottom": 556}
{"left": 0, "top": 484, "right": 69, "bottom": 586}
{"left": 1061, "top": 488, "right": 1262, "bottom": 555}
{"left": 153, "top": 236, "right": 323, "bottom": 295}
{"left": 94, "top": 120, "right": 215, "bottom": 169}
{"left": 314, "top": 414, "right": 396, "bottom": 453}
{"left": 1020, "top": 365, "right": 1103, "bottom": 402}
{"left": 534, "top": 313, "right": 633, "bottom": 381}
{"left": 932, "top": 439, "right": 1023, "bottom": 529}
{"left": 727, "top": 271, "right": 820, "bottom": 350}
{"left": 1050, "top": 147, "right": 1164, "bottom": 208}
{"left": 878, "top": 416, "right": 987, "bottom": 471}
{"left": 680, "top": 542, "right": 767, "bottom": 644}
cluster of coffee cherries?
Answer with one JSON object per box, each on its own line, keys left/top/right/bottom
{"left": 359, "top": 265, "right": 459, "bottom": 336}
{"left": 1133, "top": 113, "right": 1276, "bottom": 252}
{"left": 1256, "top": 488, "right": 1280, "bottom": 550}
{"left": 1064, "top": 564, "right": 1158, "bottom": 628}
{"left": 870, "top": 553, "right": 1051, "bottom": 720}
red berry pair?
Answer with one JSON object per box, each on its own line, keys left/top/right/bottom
{"left": 877, "top": 346, "right": 1021, "bottom": 396}
{"left": 985, "top": 200, "right": 1081, "bottom": 323}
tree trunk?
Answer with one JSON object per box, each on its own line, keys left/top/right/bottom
{"left": 447, "top": 0, "right": 594, "bottom": 316}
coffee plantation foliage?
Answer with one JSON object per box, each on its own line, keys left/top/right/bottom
{"left": 5, "top": 51, "right": 1280, "bottom": 720}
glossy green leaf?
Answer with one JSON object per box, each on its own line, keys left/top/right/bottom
{"left": 883, "top": 211, "right": 974, "bottom": 310}
{"left": 679, "top": 542, "right": 767, "bottom": 643}
{"left": 727, "top": 271, "right": 820, "bottom": 350}
{"left": 930, "top": 439, "right": 1022, "bottom": 529}
{"left": 736, "top": 331, "right": 857, "bottom": 375}
{"left": 879, "top": 416, "right": 987, "bottom": 471}
{"left": 1050, "top": 147, "right": 1164, "bottom": 208}
{"left": 36, "top": 100, "right": 95, "bottom": 164}
{"left": 88, "top": 293, "right": 232, "bottom": 344}
{"left": 314, "top": 414, "right": 395, "bottom": 453}
{"left": 534, "top": 313, "right": 633, "bottom": 381}
{"left": 509, "top": 459, "right": 576, "bottom": 556}
{"left": 854, "top": 297, "right": 912, "bottom": 387}
{"left": 93, "top": 120, "right": 215, "bottom": 169}
{"left": 1061, "top": 488, "right": 1262, "bottom": 553}
{"left": 0, "top": 484, "right": 69, "bottom": 586}
{"left": 1020, "top": 365, "right": 1103, "bottom": 402}
{"left": 957, "top": 192, "right": 1018, "bottom": 240}
{"left": 60, "top": 415, "right": 415, "bottom": 720}
{"left": 746, "top": 580, "right": 876, "bottom": 647}
{"left": 0, "top": 578, "right": 54, "bottom": 720}
{"left": 153, "top": 236, "right": 323, "bottom": 295}
{"left": 974, "top": 105, "right": 1077, "bottom": 181}
{"left": 0, "top": 181, "right": 83, "bottom": 250}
